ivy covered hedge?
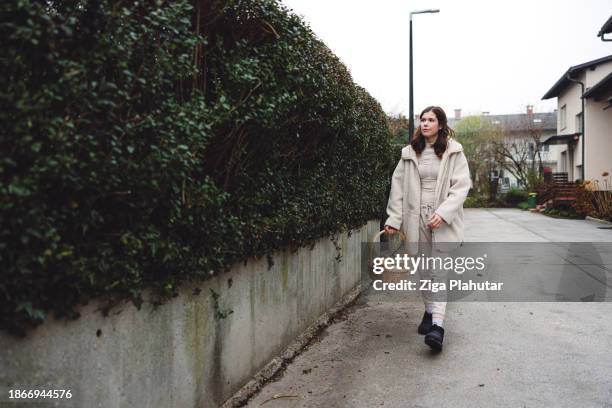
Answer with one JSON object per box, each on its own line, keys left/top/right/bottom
{"left": 0, "top": 0, "right": 394, "bottom": 335}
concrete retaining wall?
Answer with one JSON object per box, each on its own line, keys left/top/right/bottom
{"left": 0, "top": 220, "right": 380, "bottom": 408}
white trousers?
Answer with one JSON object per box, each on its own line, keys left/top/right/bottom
{"left": 418, "top": 202, "right": 447, "bottom": 322}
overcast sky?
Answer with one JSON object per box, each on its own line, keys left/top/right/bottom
{"left": 280, "top": 0, "right": 612, "bottom": 117}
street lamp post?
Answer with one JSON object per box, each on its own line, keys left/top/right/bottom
{"left": 409, "top": 9, "right": 440, "bottom": 142}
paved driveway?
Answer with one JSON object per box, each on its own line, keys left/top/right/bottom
{"left": 245, "top": 209, "right": 612, "bottom": 408}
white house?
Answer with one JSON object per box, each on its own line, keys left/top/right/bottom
{"left": 541, "top": 54, "right": 612, "bottom": 187}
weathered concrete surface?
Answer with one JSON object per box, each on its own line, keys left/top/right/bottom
{"left": 245, "top": 209, "right": 612, "bottom": 408}
{"left": 0, "top": 221, "right": 381, "bottom": 408}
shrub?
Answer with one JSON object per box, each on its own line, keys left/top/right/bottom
{"left": 492, "top": 196, "right": 510, "bottom": 208}
{"left": 0, "top": 0, "right": 394, "bottom": 334}
{"left": 573, "top": 181, "right": 596, "bottom": 217}
{"left": 517, "top": 201, "right": 529, "bottom": 210}
{"left": 464, "top": 194, "right": 489, "bottom": 208}
{"left": 543, "top": 208, "right": 584, "bottom": 219}
{"left": 503, "top": 188, "right": 529, "bottom": 206}
{"left": 590, "top": 173, "right": 612, "bottom": 221}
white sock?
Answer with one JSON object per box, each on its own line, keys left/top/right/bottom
{"left": 432, "top": 316, "right": 444, "bottom": 327}
{"left": 425, "top": 304, "right": 434, "bottom": 314}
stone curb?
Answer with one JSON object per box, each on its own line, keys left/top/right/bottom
{"left": 586, "top": 216, "right": 612, "bottom": 225}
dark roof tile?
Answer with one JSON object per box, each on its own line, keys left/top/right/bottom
{"left": 542, "top": 54, "right": 612, "bottom": 99}
{"left": 598, "top": 15, "right": 612, "bottom": 37}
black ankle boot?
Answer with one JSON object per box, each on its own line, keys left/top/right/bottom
{"left": 424, "top": 324, "right": 444, "bottom": 351}
{"left": 417, "top": 312, "right": 432, "bottom": 335}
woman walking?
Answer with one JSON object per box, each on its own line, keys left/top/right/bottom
{"left": 384, "top": 106, "right": 471, "bottom": 352}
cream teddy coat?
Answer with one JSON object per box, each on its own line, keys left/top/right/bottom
{"left": 384, "top": 138, "right": 472, "bottom": 254}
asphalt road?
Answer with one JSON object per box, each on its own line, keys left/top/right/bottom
{"left": 245, "top": 209, "right": 612, "bottom": 408}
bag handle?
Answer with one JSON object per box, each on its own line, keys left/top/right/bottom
{"left": 370, "top": 229, "right": 407, "bottom": 243}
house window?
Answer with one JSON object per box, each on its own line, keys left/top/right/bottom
{"left": 575, "top": 113, "right": 583, "bottom": 133}
{"left": 560, "top": 105, "right": 567, "bottom": 129}
{"left": 541, "top": 144, "right": 549, "bottom": 152}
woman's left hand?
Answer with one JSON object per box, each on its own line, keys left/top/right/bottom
{"left": 427, "top": 212, "right": 446, "bottom": 230}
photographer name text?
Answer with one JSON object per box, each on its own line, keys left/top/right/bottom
{"left": 372, "top": 279, "right": 504, "bottom": 292}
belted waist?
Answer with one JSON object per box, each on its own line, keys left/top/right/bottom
{"left": 420, "top": 178, "right": 437, "bottom": 207}
{"left": 421, "top": 179, "right": 436, "bottom": 191}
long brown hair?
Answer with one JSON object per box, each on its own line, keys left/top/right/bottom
{"left": 410, "top": 106, "right": 455, "bottom": 158}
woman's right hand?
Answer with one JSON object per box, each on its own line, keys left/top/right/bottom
{"left": 384, "top": 225, "right": 399, "bottom": 234}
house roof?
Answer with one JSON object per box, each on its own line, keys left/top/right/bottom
{"left": 480, "top": 112, "right": 557, "bottom": 132}
{"left": 542, "top": 54, "right": 612, "bottom": 100}
{"left": 541, "top": 133, "right": 581, "bottom": 145}
{"left": 598, "top": 15, "right": 612, "bottom": 37}
{"left": 582, "top": 71, "right": 612, "bottom": 100}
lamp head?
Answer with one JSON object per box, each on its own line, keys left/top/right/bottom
{"left": 410, "top": 9, "right": 440, "bottom": 19}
